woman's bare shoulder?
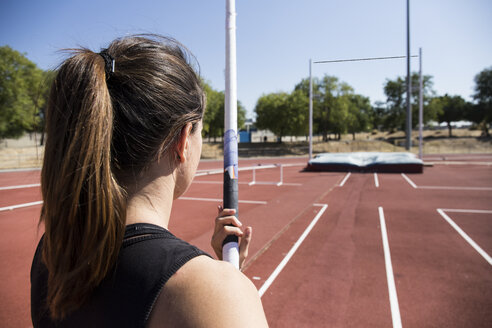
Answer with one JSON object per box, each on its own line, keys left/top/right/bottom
{"left": 147, "top": 255, "right": 268, "bottom": 328}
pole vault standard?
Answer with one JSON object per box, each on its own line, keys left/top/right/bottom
{"left": 418, "top": 47, "right": 423, "bottom": 159}
{"left": 406, "top": 0, "right": 412, "bottom": 151}
{"left": 223, "top": 0, "right": 240, "bottom": 269}
{"left": 308, "top": 54, "right": 421, "bottom": 160}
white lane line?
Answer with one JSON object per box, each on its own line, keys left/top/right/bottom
{"left": 192, "top": 180, "right": 302, "bottom": 186}
{"left": 437, "top": 209, "right": 492, "bottom": 266}
{"left": 401, "top": 173, "right": 417, "bottom": 188}
{"left": 419, "top": 186, "right": 492, "bottom": 191}
{"left": 374, "top": 173, "right": 379, "bottom": 188}
{"left": 195, "top": 163, "right": 306, "bottom": 177}
{"left": 339, "top": 172, "right": 351, "bottom": 187}
{"left": 258, "top": 204, "right": 328, "bottom": 298}
{"left": 440, "top": 209, "right": 492, "bottom": 214}
{"left": 0, "top": 168, "right": 41, "bottom": 173}
{"left": 178, "top": 196, "right": 267, "bottom": 205}
{"left": 0, "top": 183, "right": 40, "bottom": 191}
{"left": 0, "top": 200, "right": 43, "bottom": 212}
{"left": 378, "top": 206, "right": 403, "bottom": 328}
{"left": 0, "top": 197, "right": 267, "bottom": 212}
{"left": 427, "top": 161, "right": 492, "bottom": 166}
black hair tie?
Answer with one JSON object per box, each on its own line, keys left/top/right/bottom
{"left": 99, "top": 49, "right": 115, "bottom": 78}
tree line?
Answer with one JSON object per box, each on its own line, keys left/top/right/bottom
{"left": 1, "top": 45, "right": 491, "bottom": 142}
{"left": 0, "top": 45, "right": 245, "bottom": 142}
{"left": 255, "top": 69, "right": 492, "bottom": 141}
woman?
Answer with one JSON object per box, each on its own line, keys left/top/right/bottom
{"left": 31, "top": 35, "right": 268, "bottom": 327}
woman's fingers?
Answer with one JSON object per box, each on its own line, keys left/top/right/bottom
{"left": 214, "top": 215, "right": 242, "bottom": 232}
{"left": 211, "top": 226, "right": 243, "bottom": 259}
{"left": 239, "top": 227, "right": 252, "bottom": 270}
{"left": 211, "top": 206, "right": 252, "bottom": 269}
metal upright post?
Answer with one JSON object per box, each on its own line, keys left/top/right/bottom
{"left": 405, "top": 0, "right": 412, "bottom": 150}
{"left": 418, "top": 47, "right": 423, "bottom": 159}
{"left": 309, "top": 59, "right": 313, "bottom": 160}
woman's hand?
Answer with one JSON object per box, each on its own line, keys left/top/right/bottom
{"left": 211, "top": 206, "right": 252, "bottom": 269}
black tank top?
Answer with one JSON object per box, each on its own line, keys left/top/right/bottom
{"left": 31, "top": 223, "right": 211, "bottom": 328}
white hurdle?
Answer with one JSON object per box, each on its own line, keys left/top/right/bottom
{"left": 248, "top": 164, "right": 283, "bottom": 186}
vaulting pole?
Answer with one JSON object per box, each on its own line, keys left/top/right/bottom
{"left": 223, "top": 0, "right": 240, "bottom": 269}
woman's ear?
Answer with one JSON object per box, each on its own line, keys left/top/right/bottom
{"left": 175, "top": 123, "right": 193, "bottom": 163}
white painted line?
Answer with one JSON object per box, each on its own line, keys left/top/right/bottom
{"left": 258, "top": 204, "right": 328, "bottom": 297}
{"left": 192, "top": 180, "right": 302, "bottom": 186}
{"left": 440, "top": 209, "right": 492, "bottom": 214}
{"left": 418, "top": 186, "right": 492, "bottom": 191}
{"left": 339, "top": 172, "right": 351, "bottom": 187}
{"left": 0, "top": 183, "right": 40, "bottom": 191}
{"left": 374, "top": 173, "right": 379, "bottom": 188}
{"left": 378, "top": 206, "right": 402, "bottom": 328}
{"left": 401, "top": 173, "right": 417, "bottom": 188}
{"left": 437, "top": 209, "right": 492, "bottom": 266}
{"left": 0, "top": 200, "right": 43, "bottom": 212}
{"left": 0, "top": 168, "right": 41, "bottom": 173}
{"left": 178, "top": 196, "right": 267, "bottom": 205}
{"left": 250, "top": 182, "right": 301, "bottom": 186}
{"left": 192, "top": 181, "right": 223, "bottom": 184}
{"left": 427, "top": 161, "right": 492, "bottom": 166}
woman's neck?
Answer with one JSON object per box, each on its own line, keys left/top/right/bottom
{"left": 124, "top": 160, "right": 176, "bottom": 230}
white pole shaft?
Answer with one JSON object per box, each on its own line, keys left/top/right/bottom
{"left": 223, "top": 0, "right": 239, "bottom": 269}
{"left": 418, "top": 47, "right": 423, "bottom": 159}
{"left": 225, "top": 0, "right": 237, "bottom": 133}
{"left": 309, "top": 59, "right": 313, "bottom": 160}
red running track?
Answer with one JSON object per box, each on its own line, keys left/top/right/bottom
{"left": 0, "top": 155, "right": 491, "bottom": 327}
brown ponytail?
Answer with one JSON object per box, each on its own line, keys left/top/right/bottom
{"left": 41, "top": 50, "right": 126, "bottom": 318}
{"left": 40, "top": 35, "right": 205, "bottom": 319}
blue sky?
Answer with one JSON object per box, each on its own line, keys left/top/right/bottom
{"left": 1, "top": 0, "right": 491, "bottom": 119}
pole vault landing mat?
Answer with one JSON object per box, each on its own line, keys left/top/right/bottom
{"left": 306, "top": 152, "right": 423, "bottom": 173}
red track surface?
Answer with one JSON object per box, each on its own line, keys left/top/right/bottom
{"left": 1, "top": 154, "right": 491, "bottom": 327}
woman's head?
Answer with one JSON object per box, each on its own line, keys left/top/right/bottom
{"left": 41, "top": 35, "right": 205, "bottom": 318}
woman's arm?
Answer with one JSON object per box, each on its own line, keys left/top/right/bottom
{"left": 148, "top": 255, "right": 269, "bottom": 327}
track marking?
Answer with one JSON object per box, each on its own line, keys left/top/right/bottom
{"left": 427, "top": 161, "right": 492, "bottom": 166}
{"left": 418, "top": 186, "right": 492, "bottom": 191}
{"left": 0, "top": 183, "right": 40, "bottom": 191}
{"left": 193, "top": 180, "right": 302, "bottom": 186}
{"left": 378, "top": 206, "right": 402, "bottom": 328}
{"left": 0, "top": 197, "right": 267, "bottom": 212}
{"left": 401, "top": 173, "right": 417, "bottom": 188}
{"left": 195, "top": 163, "right": 306, "bottom": 177}
{"left": 258, "top": 204, "right": 328, "bottom": 298}
{"left": 437, "top": 209, "right": 492, "bottom": 266}
{"left": 374, "top": 173, "right": 379, "bottom": 188}
{"left": 339, "top": 172, "right": 351, "bottom": 187}
{"left": 401, "top": 174, "right": 492, "bottom": 191}
{"left": 0, "top": 200, "right": 43, "bottom": 212}
{"left": 178, "top": 196, "right": 267, "bottom": 205}
{"left": 440, "top": 209, "right": 492, "bottom": 214}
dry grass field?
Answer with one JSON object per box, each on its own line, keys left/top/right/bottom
{"left": 1, "top": 130, "right": 491, "bottom": 169}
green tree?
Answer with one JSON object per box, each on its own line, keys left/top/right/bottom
{"left": 383, "top": 72, "right": 437, "bottom": 131}
{"left": 286, "top": 89, "right": 309, "bottom": 137}
{"left": 470, "top": 67, "right": 492, "bottom": 136}
{"left": 255, "top": 92, "right": 289, "bottom": 142}
{"left": 0, "top": 46, "right": 47, "bottom": 139}
{"left": 431, "top": 94, "right": 467, "bottom": 137}
{"left": 202, "top": 80, "right": 245, "bottom": 141}
{"left": 294, "top": 75, "right": 372, "bottom": 140}
{"left": 346, "top": 94, "right": 372, "bottom": 140}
